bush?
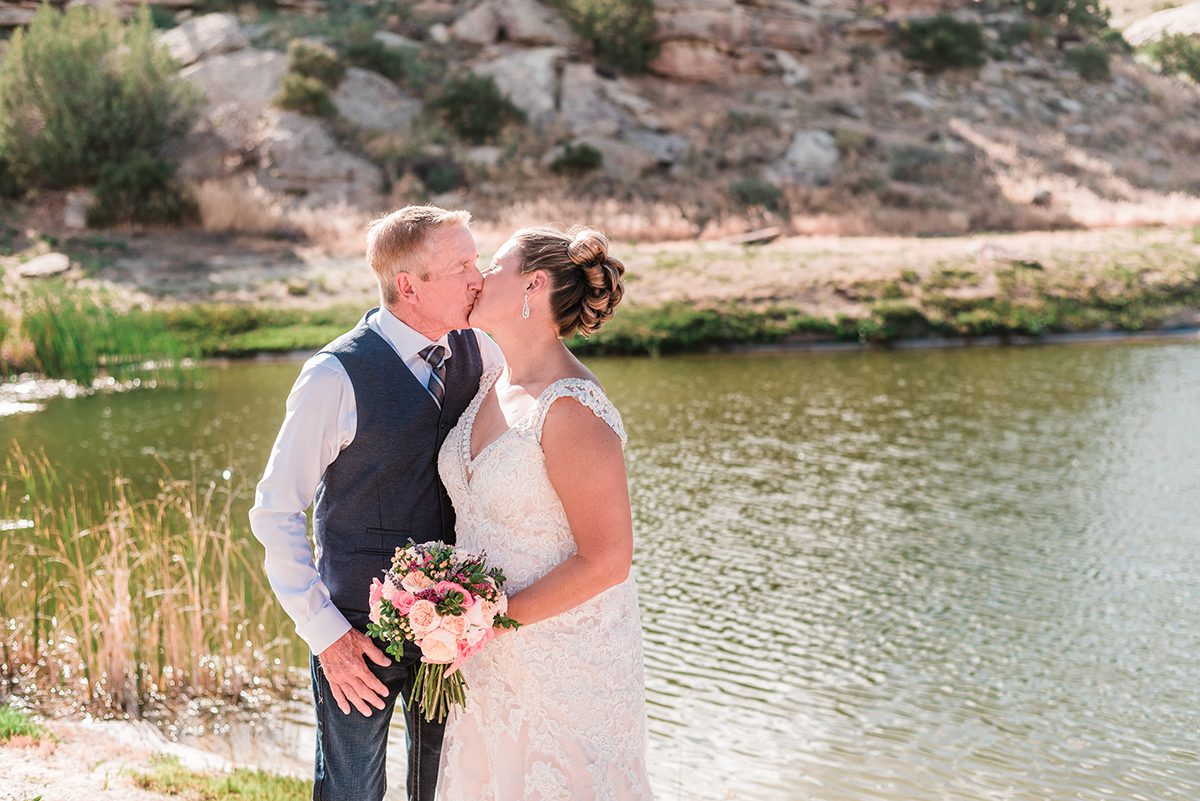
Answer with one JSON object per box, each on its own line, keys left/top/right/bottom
{"left": 340, "top": 38, "right": 432, "bottom": 89}
{"left": 896, "top": 14, "right": 987, "bottom": 72}
{"left": 1142, "top": 33, "right": 1200, "bottom": 82}
{"left": 1014, "top": 0, "right": 1110, "bottom": 32}
{"left": 549, "top": 0, "right": 658, "bottom": 74}
{"left": 425, "top": 75, "right": 524, "bottom": 144}
{"left": 85, "top": 152, "right": 198, "bottom": 228}
{"left": 729, "top": 177, "right": 783, "bottom": 211}
{"left": 0, "top": 154, "right": 22, "bottom": 199}
{"left": 550, "top": 142, "right": 603, "bottom": 174}
{"left": 888, "top": 145, "right": 947, "bottom": 183}
{"left": 287, "top": 39, "right": 346, "bottom": 88}
{"left": 0, "top": 5, "right": 196, "bottom": 189}
{"left": 274, "top": 73, "right": 338, "bottom": 117}
{"left": 411, "top": 156, "right": 466, "bottom": 194}
{"left": 1066, "top": 43, "right": 1111, "bottom": 81}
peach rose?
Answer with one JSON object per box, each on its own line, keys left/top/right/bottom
{"left": 407, "top": 599, "right": 441, "bottom": 634}
{"left": 369, "top": 600, "right": 382, "bottom": 625}
{"left": 439, "top": 613, "right": 468, "bottom": 640}
{"left": 401, "top": 570, "right": 434, "bottom": 593}
{"left": 435, "top": 581, "right": 473, "bottom": 607}
{"left": 419, "top": 629, "right": 457, "bottom": 663}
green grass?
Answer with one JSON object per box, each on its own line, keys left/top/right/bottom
{"left": 131, "top": 755, "right": 307, "bottom": 800}
{"left": 0, "top": 704, "right": 45, "bottom": 742}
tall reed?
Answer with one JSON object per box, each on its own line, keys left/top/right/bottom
{"left": 18, "top": 281, "right": 197, "bottom": 385}
{"left": 0, "top": 446, "right": 295, "bottom": 716}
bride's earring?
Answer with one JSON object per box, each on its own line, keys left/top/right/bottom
{"left": 521, "top": 292, "right": 530, "bottom": 320}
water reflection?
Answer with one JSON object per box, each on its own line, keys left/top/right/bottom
{"left": 5, "top": 343, "right": 1200, "bottom": 801}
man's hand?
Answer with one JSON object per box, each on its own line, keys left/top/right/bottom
{"left": 317, "top": 629, "right": 392, "bottom": 716}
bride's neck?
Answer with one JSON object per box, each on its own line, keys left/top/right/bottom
{"left": 492, "top": 329, "right": 569, "bottom": 387}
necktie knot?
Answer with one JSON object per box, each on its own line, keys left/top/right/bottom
{"left": 419, "top": 344, "right": 446, "bottom": 368}
{"left": 419, "top": 344, "right": 447, "bottom": 409}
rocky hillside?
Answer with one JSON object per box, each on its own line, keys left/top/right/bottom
{"left": 4, "top": 0, "right": 1200, "bottom": 244}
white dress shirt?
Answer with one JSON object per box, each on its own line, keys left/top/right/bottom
{"left": 249, "top": 308, "right": 504, "bottom": 654}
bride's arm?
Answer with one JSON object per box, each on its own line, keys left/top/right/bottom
{"left": 502, "top": 397, "right": 633, "bottom": 627}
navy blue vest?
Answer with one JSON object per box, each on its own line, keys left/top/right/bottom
{"left": 312, "top": 310, "right": 483, "bottom": 622}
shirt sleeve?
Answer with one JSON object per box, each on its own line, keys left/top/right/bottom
{"left": 474, "top": 329, "right": 505, "bottom": 372}
{"left": 249, "top": 353, "right": 355, "bottom": 654}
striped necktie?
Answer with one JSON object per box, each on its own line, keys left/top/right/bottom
{"left": 419, "top": 344, "right": 447, "bottom": 409}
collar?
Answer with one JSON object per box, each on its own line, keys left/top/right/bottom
{"left": 374, "top": 306, "right": 453, "bottom": 362}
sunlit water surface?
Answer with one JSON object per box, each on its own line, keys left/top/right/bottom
{"left": 5, "top": 342, "right": 1199, "bottom": 800}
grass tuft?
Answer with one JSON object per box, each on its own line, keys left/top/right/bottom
{"left": 132, "top": 755, "right": 308, "bottom": 801}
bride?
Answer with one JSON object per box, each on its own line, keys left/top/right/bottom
{"left": 434, "top": 225, "right": 653, "bottom": 800}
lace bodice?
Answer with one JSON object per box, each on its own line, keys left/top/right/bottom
{"left": 435, "top": 366, "right": 653, "bottom": 801}
{"left": 438, "top": 367, "right": 628, "bottom": 593}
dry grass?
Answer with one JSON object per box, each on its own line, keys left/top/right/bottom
{"left": 0, "top": 447, "right": 293, "bottom": 716}
{"left": 190, "top": 177, "right": 369, "bottom": 257}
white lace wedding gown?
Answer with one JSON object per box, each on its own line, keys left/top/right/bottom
{"left": 434, "top": 366, "right": 653, "bottom": 801}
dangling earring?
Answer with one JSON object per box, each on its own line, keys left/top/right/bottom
{"left": 521, "top": 292, "right": 530, "bottom": 319}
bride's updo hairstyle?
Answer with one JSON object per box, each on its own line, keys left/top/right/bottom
{"left": 512, "top": 225, "right": 625, "bottom": 338}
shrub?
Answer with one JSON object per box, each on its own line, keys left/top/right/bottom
{"left": 1015, "top": 0, "right": 1110, "bottom": 32}
{"left": 1142, "top": 33, "right": 1200, "bottom": 82}
{"left": 274, "top": 73, "right": 338, "bottom": 117}
{"left": 425, "top": 74, "right": 524, "bottom": 144}
{"left": 287, "top": 39, "right": 346, "bottom": 88}
{"left": 0, "top": 5, "right": 196, "bottom": 189}
{"left": 340, "top": 38, "right": 433, "bottom": 89}
{"left": 550, "top": 142, "right": 604, "bottom": 174}
{"left": 549, "top": 0, "right": 658, "bottom": 74}
{"left": 0, "top": 154, "right": 22, "bottom": 199}
{"left": 896, "top": 14, "right": 987, "bottom": 72}
{"left": 888, "top": 144, "right": 947, "bottom": 183}
{"left": 411, "top": 156, "right": 466, "bottom": 194}
{"left": 729, "top": 177, "right": 783, "bottom": 211}
{"left": 1066, "top": 43, "right": 1111, "bottom": 81}
{"left": 85, "top": 152, "right": 198, "bottom": 228}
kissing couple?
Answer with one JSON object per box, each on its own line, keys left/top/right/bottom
{"left": 250, "top": 205, "right": 654, "bottom": 800}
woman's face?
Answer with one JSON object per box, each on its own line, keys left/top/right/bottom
{"left": 469, "top": 237, "right": 525, "bottom": 334}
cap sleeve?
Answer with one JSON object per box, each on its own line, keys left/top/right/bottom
{"left": 531, "top": 379, "right": 627, "bottom": 448}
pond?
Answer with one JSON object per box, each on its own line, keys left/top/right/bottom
{"left": 4, "top": 341, "right": 1199, "bottom": 801}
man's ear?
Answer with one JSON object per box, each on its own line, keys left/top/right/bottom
{"left": 395, "top": 271, "right": 419, "bottom": 302}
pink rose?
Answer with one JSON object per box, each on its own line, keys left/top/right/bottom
{"left": 439, "top": 614, "right": 468, "bottom": 640}
{"left": 369, "top": 600, "right": 382, "bottom": 625}
{"left": 401, "top": 570, "right": 435, "bottom": 593}
{"left": 407, "top": 599, "right": 441, "bottom": 634}
{"left": 369, "top": 577, "right": 385, "bottom": 608}
{"left": 392, "top": 589, "right": 417, "bottom": 614}
{"left": 435, "top": 581, "right": 473, "bottom": 607}
{"left": 419, "top": 629, "right": 457, "bottom": 663}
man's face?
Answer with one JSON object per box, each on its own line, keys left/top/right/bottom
{"left": 411, "top": 224, "right": 484, "bottom": 332}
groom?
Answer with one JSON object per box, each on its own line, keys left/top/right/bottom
{"left": 250, "top": 205, "right": 502, "bottom": 801}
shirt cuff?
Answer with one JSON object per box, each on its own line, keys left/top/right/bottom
{"left": 296, "top": 603, "right": 353, "bottom": 655}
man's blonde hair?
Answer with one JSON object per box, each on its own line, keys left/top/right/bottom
{"left": 365, "top": 205, "right": 472, "bottom": 305}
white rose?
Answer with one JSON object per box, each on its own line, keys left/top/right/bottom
{"left": 419, "top": 629, "right": 458, "bottom": 663}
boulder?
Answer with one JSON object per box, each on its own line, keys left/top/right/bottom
{"left": 158, "top": 13, "right": 249, "bottom": 67}
{"left": 253, "top": 109, "right": 385, "bottom": 208}
{"left": 451, "top": 0, "right": 577, "bottom": 46}
{"left": 653, "top": 0, "right": 825, "bottom": 54}
{"left": 771, "top": 129, "right": 839, "bottom": 185}
{"left": 649, "top": 40, "right": 732, "bottom": 83}
{"left": 774, "top": 50, "right": 812, "bottom": 88}
{"left": 64, "top": 189, "right": 94, "bottom": 230}
{"left": 0, "top": 7, "right": 36, "bottom": 28}
{"left": 462, "top": 145, "right": 505, "bottom": 167}
{"left": 182, "top": 48, "right": 289, "bottom": 148}
{"left": 374, "top": 30, "right": 421, "bottom": 51}
{"left": 332, "top": 68, "right": 421, "bottom": 132}
{"left": 471, "top": 47, "right": 566, "bottom": 123}
{"left": 621, "top": 128, "right": 690, "bottom": 166}
{"left": 572, "top": 136, "right": 658, "bottom": 180}
{"left": 17, "top": 253, "right": 70, "bottom": 279}
{"left": 1123, "top": 1, "right": 1200, "bottom": 45}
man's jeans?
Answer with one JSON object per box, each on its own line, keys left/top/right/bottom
{"left": 310, "top": 640, "right": 446, "bottom": 801}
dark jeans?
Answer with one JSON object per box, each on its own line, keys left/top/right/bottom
{"left": 310, "top": 637, "right": 446, "bottom": 801}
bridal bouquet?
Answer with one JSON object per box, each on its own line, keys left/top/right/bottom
{"left": 365, "top": 541, "right": 519, "bottom": 722}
